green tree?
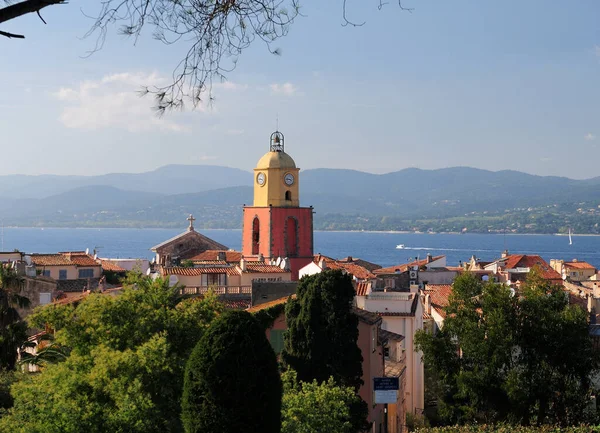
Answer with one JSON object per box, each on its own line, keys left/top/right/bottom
{"left": 181, "top": 310, "right": 281, "bottom": 433}
{"left": 281, "top": 369, "right": 364, "bottom": 433}
{"left": 0, "top": 265, "right": 29, "bottom": 370}
{"left": 0, "top": 274, "right": 223, "bottom": 433}
{"left": 415, "top": 270, "right": 597, "bottom": 426}
{"left": 282, "top": 269, "right": 369, "bottom": 432}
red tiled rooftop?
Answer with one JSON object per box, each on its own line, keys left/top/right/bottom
{"left": 100, "top": 260, "right": 127, "bottom": 272}
{"left": 30, "top": 254, "right": 73, "bottom": 266}
{"left": 324, "top": 261, "right": 375, "bottom": 280}
{"left": 246, "top": 295, "right": 296, "bottom": 313}
{"left": 424, "top": 284, "right": 453, "bottom": 318}
{"left": 564, "top": 261, "right": 596, "bottom": 270}
{"left": 502, "top": 255, "right": 562, "bottom": 281}
{"left": 162, "top": 266, "right": 239, "bottom": 276}
{"left": 65, "top": 253, "right": 100, "bottom": 267}
{"left": 374, "top": 255, "right": 445, "bottom": 275}
{"left": 243, "top": 264, "right": 288, "bottom": 274}
{"left": 337, "top": 257, "right": 382, "bottom": 272}
{"left": 190, "top": 250, "right": 242, "bottom": 263}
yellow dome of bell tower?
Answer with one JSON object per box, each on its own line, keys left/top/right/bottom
{"left": 253, "top": 131, "right": 300, "bottom": 207}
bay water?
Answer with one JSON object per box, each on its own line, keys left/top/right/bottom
{"left": 1, "top": 228, "right": 599, "bottom": 269}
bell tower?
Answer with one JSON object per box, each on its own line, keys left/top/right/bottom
{"left": 242, "top": 131, "right": 314, "bottom": 280}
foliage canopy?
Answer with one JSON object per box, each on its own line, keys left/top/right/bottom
{"left": 415, "top": 270, "right": 597, "bottom": 426}
{"left": 0, "top": 274, "right": 223, "bottom": 433}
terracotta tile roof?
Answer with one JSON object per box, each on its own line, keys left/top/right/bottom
{"left": 190, "top": 250, "right": 242, "bottom": 263}
{"left": 30, "top": 254, "right": 73, "bottom": 266}
{"left": 62, "top": 253, "right": 99, "bottom": 267}
{"left": 374, "top": 255, "right": 445, "bottom": 275}
{"left": 318, "top": 260, "right": 376, "bottom": 280}
{"left": 313, "top": 254, "right": 336, "bottom": 264}
{"left": 501, "top": 255, "right": 562, "bottom": 281}
{"left": 100, "top": 260, "right": 126, "bottom": 272}
{"left": 243, "top": 264, "right": 288, "bottom": 274}
{"left": 355, "top": 281, "right": 371, "bottom": 296}
{"left": 246, "top": 295, "right": 296, "bottom": 313}
{"left": 424, "top": 284, "right": 452, "bottom": 318}
{"left": 162, "top": 266, "right": 239, "bottom": 276}
{"left": 192, "top": 260, "right": 230, "bottom": 266}
{"left": 337, "top": 257, "right": 382, "bottom": 272}
{"left": 353, "top": 307, "right": 382, "bottom": 325}
{"left": 564, "top": 261, "right": 596, "bottom": 270}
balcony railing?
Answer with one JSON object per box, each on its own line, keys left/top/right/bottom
{"left": 179, "top": 286, "right": 252, "bottom": 296}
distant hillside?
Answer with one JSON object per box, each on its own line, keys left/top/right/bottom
{"left": 0, "top": 166, "right": 599, "bottom": 233}
{"left": 0, "top": 165, "right": 252, "bottom": 199}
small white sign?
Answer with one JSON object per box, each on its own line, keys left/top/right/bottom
{"left": 375, "top": 390, "right": 397, "bottom": 404}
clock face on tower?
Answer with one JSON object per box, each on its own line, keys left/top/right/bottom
{"left": 257, "top": 172, "right": 266, "bottom": 186}
{"left": 284, "top": 173, "right": 295, "bottom": 186}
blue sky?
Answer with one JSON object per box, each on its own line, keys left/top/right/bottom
{"left": 1, "top": 0, "right": 599, "bottom": 178}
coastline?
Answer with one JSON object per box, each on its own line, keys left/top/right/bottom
{"left": 3, "top": 226, "right": 600, "bottom": 236}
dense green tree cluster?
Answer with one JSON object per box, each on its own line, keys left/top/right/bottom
{"left": 416, "top": 270, "right": 597, "bottom": 427}
{"left": 0, "top": 274, "right": 223, "bottom": 433}
{"left": 282, "top": 269, "right": 369, "bottom": 432}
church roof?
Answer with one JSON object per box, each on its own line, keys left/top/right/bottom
{"left": 150, "top": 229, "right": 228, "bottom": 252}
{"left": 190, "top": 250, "right": 242, "bottom": 263}
{"left": 256, "top": 151, "right": 296, "bottom": 170}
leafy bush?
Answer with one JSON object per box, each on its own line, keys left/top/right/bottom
{"left": 415, "top": 426, "right": 600, "bottom": 433}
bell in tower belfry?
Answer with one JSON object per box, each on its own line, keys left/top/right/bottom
{"left": 253, "top": 131, "right": 300, "bottom": 208}
{"left": 241, "top": 131, "right": 314, "bottom": 280}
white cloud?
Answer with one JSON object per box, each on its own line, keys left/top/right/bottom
{"left": 52, "top": 72, "right": 192, "bottom": 133}
{"left": 214, "top": 81, "right": 248, "bottom": 91}
{"left": 585, "top": 133, "right": 596, "bottom": 141}
{"left": 270, "top": 82, "right": 297, "bottom": 96}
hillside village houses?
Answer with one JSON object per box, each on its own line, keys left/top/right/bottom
{"left": 9, "top": 131, "right": 600, "bottom": 433}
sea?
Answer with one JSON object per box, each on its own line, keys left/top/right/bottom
{"left": 1, "top": 228, "right": 599, "bottom": 269}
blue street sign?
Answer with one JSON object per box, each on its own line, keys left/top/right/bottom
{"left": 373, "top": 377, "right": 399, "bottom": 391}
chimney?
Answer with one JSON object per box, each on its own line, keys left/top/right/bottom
{"left": 347, "top": 256, "right": 353, "bottom": 263}
{"left": 217, "top": 251, "right": 226, "bottom": 261}
{"left": 426, "top": 253, "right": 432, "bottom": 264}
{"left": 573, "top": 258, "right": 578, "bottom": 263}
{"left": 258, "top": 253, "right": 264, "bottom": 263}
{"left": 240, "top": 258, "right": 246, "bottom": 272}
{"left": 501, "top": 250, "right": 509, "bottom": 259}
{"left": 425, "top": 293, "right": 432, "bottom": 315}
{"left": 319, "top": 258, "right": 327, "bottom": 270}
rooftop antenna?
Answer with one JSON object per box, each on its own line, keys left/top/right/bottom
{"left": 276, "top": 113, "right": 279, "bottom": 131}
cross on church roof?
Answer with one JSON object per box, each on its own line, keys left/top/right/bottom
{"left": 187, "top": 214, "right": 196, "bottom": 231}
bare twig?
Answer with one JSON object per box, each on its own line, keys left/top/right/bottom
{"left": 0, "top": 29, "right": 24, "bottom": 37}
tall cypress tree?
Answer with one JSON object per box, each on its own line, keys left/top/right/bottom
{"left": 181, "top": 310, "right": 282, "bottom": 433}
{"left": 282, "top": 269, "right": 368, "bottom": 431}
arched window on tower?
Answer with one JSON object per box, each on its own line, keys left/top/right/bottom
{"left": 286, "top": 216, "right": 298, "bottom": 257}
{"left": 285, "top": 190, "right": 292, "bottom": 201}
{"left": 252, "top": 217, "right": 260, "bottom": 255}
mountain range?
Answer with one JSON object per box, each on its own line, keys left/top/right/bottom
{"left": 1, "top": 165, "right": 599, "bottom": 233}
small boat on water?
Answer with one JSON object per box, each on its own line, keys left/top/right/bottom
{"left": 569, "top": 228, "right": 573, "bottom": 246}
{"left": 396, "top": 244, "right": 405, "bottom": 249}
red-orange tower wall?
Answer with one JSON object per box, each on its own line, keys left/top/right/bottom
{"left": 242, "top": 206, "right": 314, "bottom": 280}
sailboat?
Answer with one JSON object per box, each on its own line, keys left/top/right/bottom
{"left": 568, "top": 228, "right": 573, "bottom": 246}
